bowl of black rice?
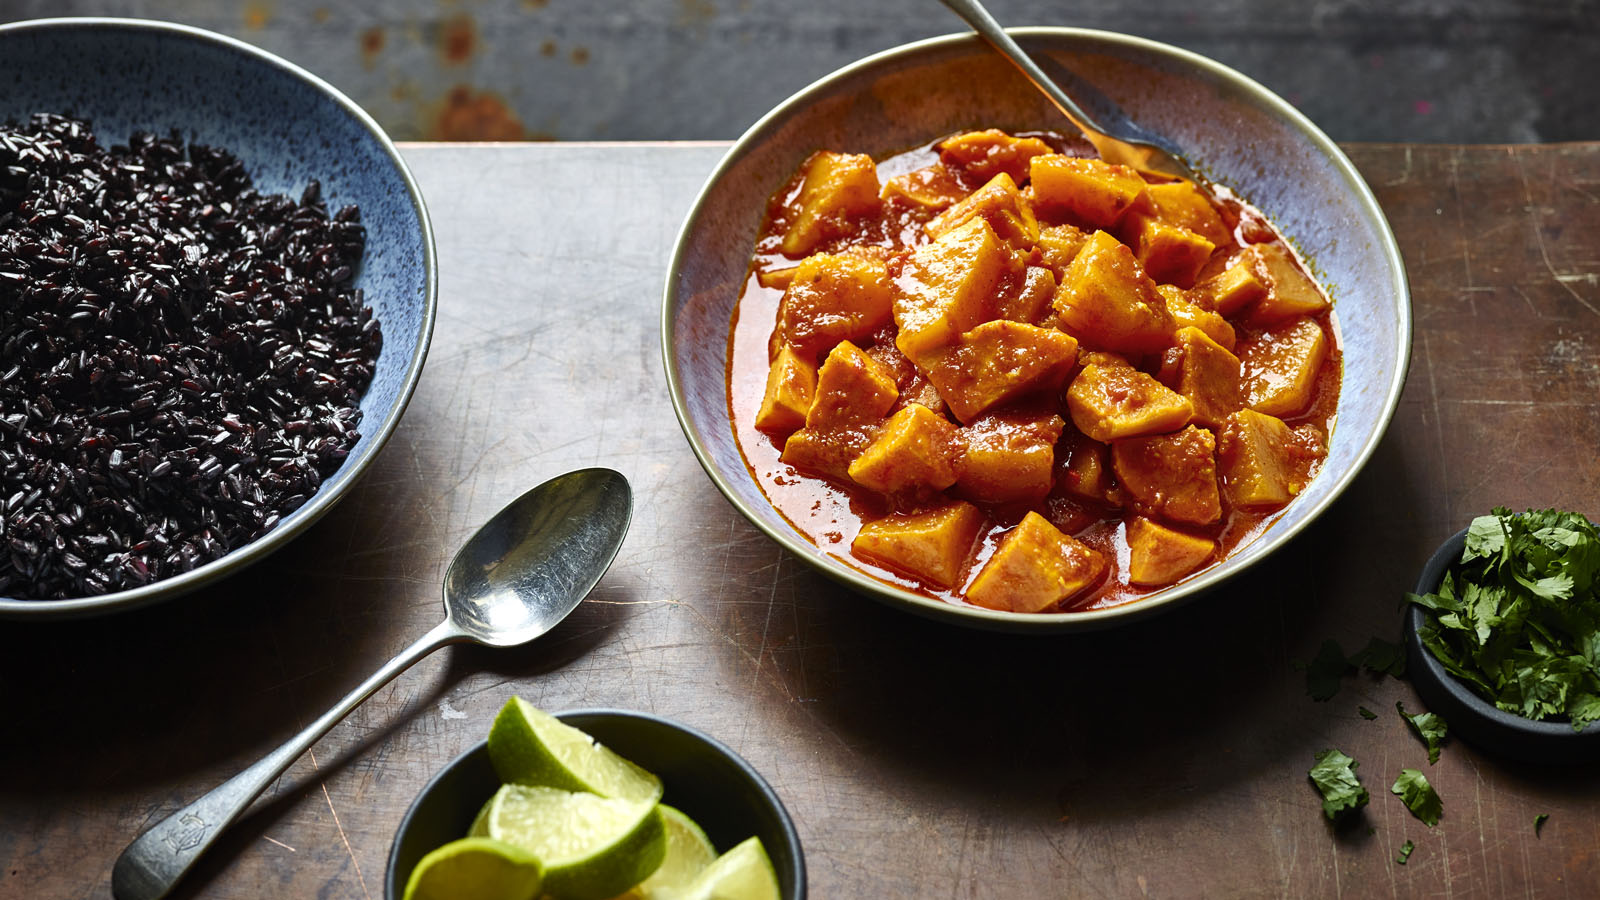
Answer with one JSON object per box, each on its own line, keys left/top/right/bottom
{"left": 0, "top": 19, "right": 435, "bottom": 617}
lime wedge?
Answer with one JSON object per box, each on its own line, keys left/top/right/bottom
{"left": 482, "top": 783, "right": 667, "bottom": 900}
{"left": 681, "top": 837, "right": 780, "bottom": 900}
{"left": 488, "top": 698, "right": 663, "bottom": 804}
{"left": 609, "top": 805, "right": 718, "bottom": 899}
{"left": 401, "top": 836, "right": 544, "bottom": 900}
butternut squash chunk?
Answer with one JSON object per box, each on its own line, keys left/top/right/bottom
{"left": 754, "top": 345, "right": 817, "bottom": 435}
{"left": 927, "top": 320, "right": 1079, "bottom": 423}
{"left": 853, "top": 501, "right": 985, "bottom": 590}
{"left": 1111, "top": 425, "right": 1222, "bottom": 526}
{"left": 1028, "top": 155, "right": 1150, "bottom": 228}
{"left": 1239, "top": 317, "right": 1328, "bottom": 417}
{"left": 781, "top": 427, "right": 873, "bottom": 484}
{"left": 805, "top": 340, "right": 899, "bottom": 429}
{"left": 1194, "top": 253, "right": 1269, "bottom": 317}
{"left": 937, "top": 129, "right": 1053, "bottom": 184}
{"left": 894, "top": 217, "right": 1017, "bottom": 366}
{"left": 1248, "top": 243, "right": 1330, "bottom": 322}
{"left": 880, "top": 163, "right": 967, "bottom": 211}
{"left": 1067, "top": 362, "right": 1193, "bottom": 442}
{"left": 1033, "top": 223, "right": 1088, "bottom": 276}
{"left": 1058, "top": 434, "right": 1114, "bottom": 503}
{"left": 1145, "top": 180, "right": 1232, "bottom": 247}
{"left": 1053, "top": 230, "right": 1176, "bottom": 355}
{"left": 956, "top": 411, "right": 1065, "bottom": 504}
{"left": 848, "top": 403, "right": 961, "bottom": 495}
{"left": 927, "top": 172, "right": 1039, "bottom": 249}
{"left": 1125, "top": 517, "right": 1216, "bottom": 586}
{"left": 1157, "top": 284, "right": 1236, "bottom": 352}
{"left": 775, "top": 252, "right": 894, "bottom": 361}
{"left": 780, "top": 151, "right": 881, "bottom": 256}
{"left": 997, "top": 265, "right": 1056, "bottom": 325}
{"left": 1217, "top": 409, "right": 1309, "bottom": 509}
{"left": 1129, "top": 214, "right": 1216, "bottom": 288}
{"left": 1165, "top": 326, "right": 1244, "bottom": 428}
{"left": 966, "top": 511, "right": 1107, "bottom": 613}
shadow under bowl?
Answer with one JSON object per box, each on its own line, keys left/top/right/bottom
{"left": 1405, "top": 527, "right": 1600, "bottom": 764}
{"left": 386, "top": 709, "right": 806, "bottom": 899}
{"left": 0, "top": 18, "right": 435, "bottom": 619}
{"left": 664, "top": 27, "right": 1411, "bottom": 632}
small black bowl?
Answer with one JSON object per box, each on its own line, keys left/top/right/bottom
{"left": 1405, "top": 527, "right": 1600, "bottom": 764}
{"left": 386, "top": 708, "right": 806, "bottom": 899}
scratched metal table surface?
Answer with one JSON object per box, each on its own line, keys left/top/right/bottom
{"left": 2, "top": 142, "right": 1599, "bottom": 899}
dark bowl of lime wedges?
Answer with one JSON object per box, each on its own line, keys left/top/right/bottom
{"left": 1405, "top": 510, "right": 1600, "bottom": 765}
{"left": 386, "top": 706, "right": 805, "bottom": 900}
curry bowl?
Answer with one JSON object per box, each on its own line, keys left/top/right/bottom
{"left": 0, "top": 18, "right": 435, "bottom": 618}
{"left": 386, "top": 708, "right": 807, "bottom": 899}
{"left": 663, "top": 28, "right": 1410, "bottom": 631}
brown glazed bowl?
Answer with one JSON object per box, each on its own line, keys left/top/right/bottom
{"left": 663, "top": 28, "right": 1411, "bottom": 632}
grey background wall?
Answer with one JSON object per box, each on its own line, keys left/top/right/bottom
{"left": 2, "top": 0, "right": 1594, "bottom": 143}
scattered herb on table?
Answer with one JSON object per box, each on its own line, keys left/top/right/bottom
{"left": 1358, "top": 706, "right": 1378, "bottom": 720}
{"left": 1352, "top": 637, "right": 1407, "bottom": 677}
{"left": 1396, "top": 702, "right": 1448, "bottom": 764}
{"left": 1305, "top": 639, "right": 1351, "bottom": 701}
{"left": 1396, "top": 839, "right": 1415, "bottom": 864}
{"left": 1309, "top": 748, "right": 1369, "bottom": 820}
{"left": 1391, "top": 768, "right": 1442, "bottom": 826}
{"left": 1408, "top": 507, "right": 1600, "bottom": 730}
{"left": 1535, "top": 813, "right": 1549, "bottom": 837}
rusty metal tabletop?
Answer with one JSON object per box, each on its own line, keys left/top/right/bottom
{"left": 3, "top": 141, "right": 1599, "bottom": 899}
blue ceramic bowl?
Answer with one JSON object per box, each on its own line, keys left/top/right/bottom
{"left": 664, "top": 28, "right": 1411, "bottom": 632}
{"left": 0, "top": 19, "right": 436, "bottom": 618}
{"left": 386, "top": 709, "right": 807, "bottom": 899}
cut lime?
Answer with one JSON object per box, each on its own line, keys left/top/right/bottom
{"left": 609, "top": 805, "right": 718, "bottom": 899}
{"left": 401, "top": 836, "right": 544, "bottom": 900}
{"left": 681, "top": 837, "right": 780, "bottom": 900}
{"left": 488, "top": 698, "right": 663, "bottom": 805}
{"left": 482, "top": 783, "right": 667, "bottom": 900}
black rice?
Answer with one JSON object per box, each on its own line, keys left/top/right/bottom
{"left": 0, "top": 113, "right": 381, "bottom": 599}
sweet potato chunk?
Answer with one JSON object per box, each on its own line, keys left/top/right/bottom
{"left": 880, "top": 163, "right": 967, "bottom": 211}
{"left": 1033, "top": 223, "right": 1088, "bottom": 275}
{"left": 1111, "top": 425, "right": 1221, "bottom": 526}
{"left": 956, "top": 411, "right": 1065, "bottom": 504}
{"left": 1129, "top": 215, "right": 1216, "bottom": 288}
{"left": 1125, "top": 517, "right": 1216, "bottom": 586}
{"left": 925, "top": 320, "right": 1078, "bottom": 423}
{"left": 1216, "top": 409, "right": 1312, "bottom": 508}
{"left": 1029, "top": 155, "right": 1150, "bottom": 228}
{"left": 894, "top": 217, "right": 1017, "bottom": 365}
{"left": 938, "top": 129, "right": 1053, "bottom": 184}
{"left": 780, "top": 151, "right": 881, "bottom": 256}
{"left": 848, "top": 403, "right": 961, "bottom": 495}
{"left": 775, "top": 253, "right": 894, "bottom": 361}
{"left": 1194, "top": 253, "right": 1269, "bottom": 317}
{"left": 966, "top": 511, "right": 1107, "bottom": 613}
{"left": 853, "top": 501, "right": 985, "bottom": 590}
{"left": 805, "top": 340, "right": 899, "bottom": 429}
{"left": 754, "top": 345, "right": 817, "bottom": 434}
{"left": 1239, "top": 317, "right": 1328, "bottom": 417}
{"left": 1145, "top": 180, "right": 1231, "bottom": 247}
{"left": 1054, "top": 230, "right": 1175, "bottom": 355}
{"left": 927, "top": 173, "right": 1039, "bottom": 248}
{"left": 1157, "top": 284, "right": 1236, "bottom": 352}
{"left": 997, "top": 266, "right": 1055, "bottom": 324}
{"left": 1067, "top": 363, "right": 1193, "bottom": 442}
{"left": 1058, "top": 434, "right": 1114, "bottom": 503}
{"left": 1164, "top": 327, "right": 1244, "bottom": 428}
{"left": 1248, "top": 243, "right": 1329, "bottom": 322}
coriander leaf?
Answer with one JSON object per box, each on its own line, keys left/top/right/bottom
{"left": 1535, "top": 813, "right": 1550, "bottom": 837}
{"left": 1391, "top": 768, "right": 1442, "bottom": 826}
{"left": 1309, "top": 748, "right": 1369, "bottom": 820}
{"left": 1351, "top": 637, "right": 1407, "bottom": 677}
{"left": 1396, "top": 839, "right": 1415, "bottom": 864}
{"left": 1396, "top": 701, "right": 1448, "bottom": 764}
{"left": 1306, "top": 639, "right": 1350, "bottom": 701}
{"left": 1358, "top": 706, "right": 1378, "bottom": 720}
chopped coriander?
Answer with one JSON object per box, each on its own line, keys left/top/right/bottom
{"left": 1535, "top": 813, "right": 1549, "bottom": 837}
{"left": 1408, "top": 508, "right": 1600, "bottom": 730}
{"left": 1358, "top": 706, "right": 1378, "bottom": 720}
{"left": 1306, "top": 639, "right": 1351, "bottom": 701}
{"left": 1352, "top": 637, "right": 1407, "bottom": 677}
{"left": 1397, "top": 701, "right": 1448, "bottom": 764}
{"left": 1391, "top": 768, "right": 1442, "bottom": 826}
{"left": 1309, "top": 748, "right": 1369, "bottom": 820}
{"left": 1396, "top": 839, "right": 1415, "bottom": 864}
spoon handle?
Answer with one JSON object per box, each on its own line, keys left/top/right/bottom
{"left": 112, "top": 619, "right": 463, "bottom": 900}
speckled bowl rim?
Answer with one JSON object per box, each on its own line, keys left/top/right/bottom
{"left": 384, "top": 708, "right": 808, "bottom": 900}
{"left": 662, "top": 27, "right": 1411, "bottom": 633}
{"left": 0, "top": 17, "right": 437, "bottom": 619}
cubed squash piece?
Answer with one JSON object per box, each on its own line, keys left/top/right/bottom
{"left": 1194, "top": 253, "right": 1269, "bottom": 317}
{"left": 1129, "top": 214, "right": 1216, "bottom": 288}
{"left": 1166, "top": 327, "right": 1244, "bottom": 428}
{"left": 780, "top": 151, "right": 881, "bottom": 256}
{"left": 1145, "top": 180, "right": 1231, "bottom": 247}
{"left": 1217, "top": 409, "right": 1309, "bottom": 509}
{"left": 1125, "top": 517, "right": 1216, "bottom": 587}
{"left": 776, "top": 253, "right": 895, "bottom": 361}
{"left": 1111, "top": 425, "right": 1222, "bottom": 526}
{"left": 956, "top": 411, "right": 1065, "bottom": 503}
{"left": 927, "top": 320, "right": 1079, "bottom": 423}
{"left": 1238, "top": 317, "right": 1328, "bottom": 417}
{"left": 894, "top": 217, "right": 1016, "bottom": 365}
{"left": 966, "top": 511, "right": 1107, "bottom": 613}
{"left": 1158, "top": 284, "right": 1236, "bottom": 351}
{"left": 937, "top": 129, "right": 1053, "bottom": 184}
{"left": 880, "top": 163, "right": 967, "bottom": 211}
{"left": 1029, "top": 155, "right": 1150, "bottom": 228}
{"left": 1033, "top": 223, "right": 1089, "bottom": 275}
{"left": 853, "top": 501, "right": 985, "bottom": 590}
{"left": 927, "top": 172, "right": 1039, "bottom": 248}
{"left": 996, "top": 265, "right": 1056, "bottom": 324}
{"left": 781, "top": 426, "right": 873, "bottom": 483}
{"left": 1058, "top": 434, "right": 1114, "bottom": 503}
{"left": 1248, "top": 243, "right": 1329, "bottom": 322}
{"left": 754, "top": 345, "right": 818, "bottom": 435}
{"left": 806, "top": 340, "right": 899, "bottom": 428}
{"left": 1067, "top": 363, "right": 1193, "bottom": 442}
{"left": 1054, "top": 230, "right": 1176, "bottom": 355}
{"left": 847, "top": 403, "right": 961, "bottom": 495}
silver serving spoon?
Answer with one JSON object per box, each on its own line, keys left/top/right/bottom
{"left": 938, "top": 0, "right": 1201, "bottom": 182}
{"left": 111, "top": 467, "right": 634, "bottom": 900}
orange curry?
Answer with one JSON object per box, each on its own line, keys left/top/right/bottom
{"left": 727, "top": 129, "right": 1340, "bottom": 613}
